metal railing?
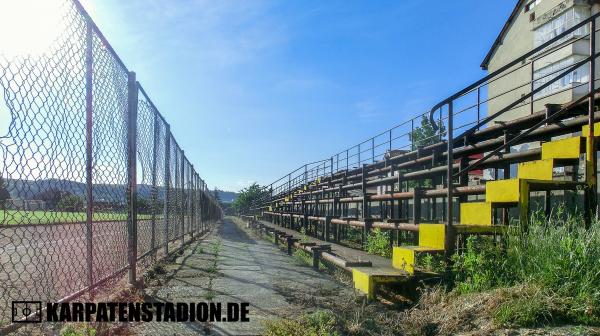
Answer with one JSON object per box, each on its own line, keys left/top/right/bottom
{"left": 0, "top": 0, "right": 222, "bottom": 327}
{"left": 262, "top": 111, "right": 438, "bottom": 200}
{"left": 260, "top": 12, "right": 600, "bottom": 211}
{"left": 427, "top": 11, "right": 600, "bottom": 245}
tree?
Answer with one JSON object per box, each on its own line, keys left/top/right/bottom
{"left": 56, "top": 193, "right": 83, "bottom": 212}
{"left": 409, "top": 115, "right": 445, "bottom": 150}
{"left": 407, "top": 116, "right": 446, "bottom": 188}
{"left": 34, "top": 189, "right": 82, "bottom": 212}
{"left": 0, "top": 176, "right": 10, "bottom": 213}
{"left": 33, "top": 188, "right": 66, "bottom": 210}
{"left": 231, "top": 183, "right": 268, "bottom": 215}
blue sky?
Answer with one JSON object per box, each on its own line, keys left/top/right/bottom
{"left": 81, "top": 0, "right": 515, "bottom": 192}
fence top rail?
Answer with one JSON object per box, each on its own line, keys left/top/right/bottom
{"left": 72, "top": 0, "right": 128, "bottom": 73}
{"left": 70, "top": 0, "right": 219, "bottom": 200}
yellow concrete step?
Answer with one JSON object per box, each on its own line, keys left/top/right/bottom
{"left": 392, "top": 245, "right": 444, "bottom": 274}
{"left": 485, "top": 178, "right": 529, "bottom": 203}
{"left": 352, "top": 267, "right": 407, "bottom": 299}
{"left": 541, "top": 136, "right": 584, "bottom": 160}
{"left": 517, "top": 159, "right": 554, "bottom": 180}
{"left": 460, "top": 202, "right": 492, "bottom": 226}
{"left": 392, "top": 223, "right": 445, "bottom": 274}
{"left": 582, "top": 122, "right": 600, "bottom": 137}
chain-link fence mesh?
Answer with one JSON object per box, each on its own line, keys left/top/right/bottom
{"left": 0, "top": 0, "right": 222, "bottom": 327}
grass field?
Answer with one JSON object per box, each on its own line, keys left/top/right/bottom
{"left": 0, "top": 210, "right": 157, "bottom": 225}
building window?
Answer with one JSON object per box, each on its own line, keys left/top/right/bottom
{"left": 534, "top": 7, "right": 590, "bottom": 47}
{"left": 526, "top": 0, "right": 542, "bottom": 12}
{"left": 533, "top": 55, "right": 589, "bottom": 98}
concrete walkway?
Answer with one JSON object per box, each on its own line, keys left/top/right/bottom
{"left": 256, "top": 219, "right": 395, "bottom": 269}
{"left": 130, "top": 218, "right": 350, "bottom": 335}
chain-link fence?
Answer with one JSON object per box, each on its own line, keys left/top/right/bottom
{"left": 0, "top": 0, "right": 222, "bottom": 327}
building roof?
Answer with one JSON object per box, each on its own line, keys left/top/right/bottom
{"left": 481, "top": 0, "right": 526, "bottom": 70}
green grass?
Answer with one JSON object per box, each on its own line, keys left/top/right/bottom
{"left": 264, "top": 310, "right": 340, "bottom": 336}
{"left": 0, "top": 210, "right": 156, "bottom": 225}
{"left": 452, "top": 208, "right": 600, "bottom": 327}
{"left": 205, "top": 290, "right": 216, "bottom": 300}
{"left": 292, "top": 249, "right": 313, "bottom": 266}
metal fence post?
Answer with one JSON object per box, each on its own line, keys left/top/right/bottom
{"left": 200, "top": 179, "right": 204, "bottom": 230}
{"left": 361, "top": 164, "right": 371, "bottom": 247}
{"left": 163, "top": 126, "right": 171, "bottom": 255}
{"left": 198, "top": 175, "right": 201, "bottom": 230}
{"left": 586, "top": 17, "right": 598, "bottom": 228}
{"left": 204, "top": 182, "right": 209, "bottom": 224}
{"left": 190, "top": 168, "right": 195, "bottom": 238}
{"left": 445, "top": 103, "right": 456, "bottom": 266}
{"left": 126, "top": 71, "right": 139, "bottom": 286}
{"left": 330, "top": 157, "right": 334, "bottom": 178}
{"left": 411, "top": 119, "right": 415, "bottom": 149}
{"left": 476, "top": 87, "right": 481, "bottom": 124}
{"left": 174, "top": 147, "right": 180, "bottom": 239}
{"left": 196, "top": 174, "right": 201, "bottom": 231}
{"left": 84, "top": 19, "right": 94, "bottom": 290}
{"left": 371, "top": 138, "right": 375, "bottom": 163}
{"left": 180, "top": 152, "right": 186, "bottom": 247}
{"left": 304, "top": 164, "right": 307, "bottom": 185}
{"left": 205, "top": 180, "right": 208, "bottom": 227}
{"left": 193, "top": 173, "right": 197, "bottom": 233}
{"left": 150, "top": 109, "right": 159, "bottom": 258}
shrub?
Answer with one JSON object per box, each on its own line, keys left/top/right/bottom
{"left": 57, "top": 194, "right": 83, "bottom": 212}
{"left": 452, "top": 235, "right": 509, "bottom": 294}
{"left": 420, "top": 253, "right": 446, "bottom": 273}
{"left": 365, "top": 228, "right": 391, "bottom": 258}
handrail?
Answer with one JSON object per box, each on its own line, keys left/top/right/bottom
{"left": 455, "top": 87, "right": 600, "bottom": 178}
{"left": 452, "top": 17, "right": 598, "bottom": 177}
{"left": 429, "top": 11, "right": 600, "bottom": 134}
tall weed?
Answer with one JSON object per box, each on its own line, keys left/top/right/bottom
{"left": 452, "top": 208, "right": 600, "bottom": 325}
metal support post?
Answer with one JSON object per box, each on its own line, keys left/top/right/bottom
{"left": 126, "top": 71, "right": 139, "bottom": 286}
{"left": 150, "top": 110, "right": 159, "bottom": 258}
{"left": 586, "top": 18, "right": 598, "bottom": 228}
{"left": 445, "top": 103, "right": 457, "bottom": 270}
{"left": 84, "top": 20, "right": 94, "bottom": 290}
{"left": 163, "top": 128, "right": 171, "bottom": 255}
